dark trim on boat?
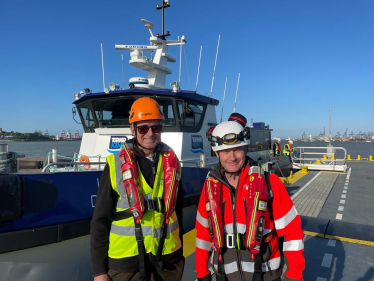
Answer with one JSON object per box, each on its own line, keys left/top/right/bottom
{"left": 0, "top": 218, "right": 91, "bottom": 254}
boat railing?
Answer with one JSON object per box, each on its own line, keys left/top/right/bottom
{"left": 292, "top": 146, "right": 348, "bottom": 172}
{"left": 42, "top": 161, "right": 107, "bottom": 172}
{"left": 43, "top": 150, "right": 106, "bottom": 172}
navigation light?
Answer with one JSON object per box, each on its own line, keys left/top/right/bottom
{"left": 109, "top": 83, "right": 120, "bottom": 91}
{"left": 84, "top": 88, "right": 92, "bottom": 94}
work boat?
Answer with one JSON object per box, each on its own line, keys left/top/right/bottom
{"left": 0, "top": 4, "right": 290, "bottom": 281}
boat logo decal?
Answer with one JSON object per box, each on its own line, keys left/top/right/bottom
{"left": 191, "top": 135, "right": 204, "bottom": 154}
{"left": 108, "top": 136, "right": 128, "bottom": 154}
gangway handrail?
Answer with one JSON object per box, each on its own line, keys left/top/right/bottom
{"left": 292, "top": 146, "right": 347, "bottom": 172}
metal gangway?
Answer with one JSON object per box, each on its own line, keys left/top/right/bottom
{"left": 292, "top": 146, "right": 348, "bottom": 172}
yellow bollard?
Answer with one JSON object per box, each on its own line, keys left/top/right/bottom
{"left": 356, "top": 155, "right": 361, "bottom": 161}
{"left": 301, "top": 166, "right": 308, "bottom": 174}
{"left": 331, "top": 154, "right": 334, "bottom": 159}
{"left": 323, "top": 155, "right": 327, "bottom": 159}
{"left": 348, "top": 154, "right": 351, "bottom": 160}
{"left": 370, "top": 155, "right": 373, "bottom": 162}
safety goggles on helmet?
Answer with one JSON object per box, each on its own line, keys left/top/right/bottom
{"left": 207, "top": 121, "right": 250, "bottom": 152}
{"left": 136, "top": 125, "right": 162, "bottom": 134}
{"left": 211, "top": 129, "right": 249, "bottom": 145}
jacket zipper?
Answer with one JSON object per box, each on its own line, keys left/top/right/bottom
{"left": 231, "top": 183, "right": 245, "bottom": 281}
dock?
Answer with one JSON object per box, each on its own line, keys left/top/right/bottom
{"left": 181, "top": 161, "right": 374, "bottom": 281}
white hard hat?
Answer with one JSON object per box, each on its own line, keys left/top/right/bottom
{"left": 289, "top": 140, "right": 294, "bottom": 144}
{"left": 207, "top": 121, "right": 250, "bottom": 152}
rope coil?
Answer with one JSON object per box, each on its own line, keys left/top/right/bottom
{"left": 0, "top": 152, "right": 17, "bottom": 173}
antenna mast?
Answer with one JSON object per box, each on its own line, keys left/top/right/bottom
{"left": 210, "top": 34, "right": 220, "bottom": 97}
{"left": 195, "top": 45, "right": 202, "bottom": 92}
{"left": 101, "top": 43, "right": 105, "bottom": 92}
{"left": 121, "top": 54, "right": 125, "bottom": 90}
{"left": 233, "top": 72, "right": 240, "bottom": 112}
{"left": 220, "top": 77, "right": 227, "bottom": 123}
{"left": 178, "top": 38, "right": 182, "bottom": 90}
{"left": 156, "top": 0, "right": 171, "bottom": 40}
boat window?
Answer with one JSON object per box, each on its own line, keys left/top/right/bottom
{"left": 156, "top": 99, "right": 176, "bottom": 127}
{"left": 91, "top": 98, "right": 135, "bottom": 127}
{"left": 249, "top": 130, "right": 271, "bottom": 152}
{"left": 78, "top": 102, "right": 96, "bottom": 131}
{"left": 177, "top": 100, "right": 206, "bottom": 132}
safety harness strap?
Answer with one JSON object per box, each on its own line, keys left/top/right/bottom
{"left": 153, "top": 218, "right": 168, "bottom": 271}
{"left": 253, "top": 254, "right": 263, "bottom": 281}
{"left": 217, "top": 254, "right": 225, "bottom": 281}
{"left": 134, "top": 219, "right": 146, "bottom": 281}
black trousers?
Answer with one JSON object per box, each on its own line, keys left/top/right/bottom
{"left": 108, "top": 257, "right": 185, "bottom": 281}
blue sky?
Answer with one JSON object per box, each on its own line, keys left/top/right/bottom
{"left": 1, "top": 0, "right": 373, "bottom": 139}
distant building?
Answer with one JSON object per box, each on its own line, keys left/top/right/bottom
{"left": 0, "top": 128, "right": 2, "bottom": 133}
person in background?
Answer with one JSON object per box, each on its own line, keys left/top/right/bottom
{"left": 273, "top": 138, "right": 281, "bottom": 156}
{"left": 283, "top": 140, "right": 294, "bottom": 155}
{"left": 195, "top": 113, "right": 305, "bottom": 281}
{"left": 256, "top": 141, "right": 263, "bottom": 151}
{"left": 90, "top": 97, "right": 185, "bottom": 281}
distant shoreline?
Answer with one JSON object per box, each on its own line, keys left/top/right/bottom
{"left": 0, "top": 139, "right": 57, "bottom": 142}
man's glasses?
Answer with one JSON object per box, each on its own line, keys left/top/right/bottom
{"left": 137, "top": 125, "right": 162, "bottom": 134}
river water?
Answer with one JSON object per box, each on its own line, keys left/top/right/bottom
{"left": 3, "top": 140, "right": 374, "bottom": 159}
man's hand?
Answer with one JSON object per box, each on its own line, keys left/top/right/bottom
{"left": 94, "top": 274, "right": 111, "bottom": 281}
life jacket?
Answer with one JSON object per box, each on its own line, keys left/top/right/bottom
{"left": 117, "top": 142, "right": 181, "bottom": 276}
{"left": 286, "top": 142, "right": 293, "bottom": 150}
{"left": 205, "top": 165, "right": 269, "bottom": 256}
{"left": 118, "top": 142, "right": 181, "bottom": 222}
{"left": 274, "top": 142, "right": 281, "bottom": 155}
{"left": 283, "top": 142, "right": 293, "bottom": 155}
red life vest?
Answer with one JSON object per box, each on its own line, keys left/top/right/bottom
{"left": 118, "top": 142, "right": 181, "bottom": 221}
{"left": 205, "top": 165, "right": 269, "bottom": 256}
{"left": 286, "top": 142, "right": 293, "bottom": 150}
{"left": 275, "top": 142, "right": 281, "bottom": 152}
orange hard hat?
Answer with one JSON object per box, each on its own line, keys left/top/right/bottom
{"left": 129, "top": 97, "right": 165, "bottom": 124}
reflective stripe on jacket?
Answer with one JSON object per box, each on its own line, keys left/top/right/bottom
{"left": 107, "top": 151, "right": 181, "bottom": 259}
{"left": 195, "top": 162, "right": 305, "bottom": 281}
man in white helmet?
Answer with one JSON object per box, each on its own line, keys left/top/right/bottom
{"left": 273, "top": 138, "right": 281, "bottom": 156}
{"left": 195, "top": 113, "right": 304, "bottom": 281}
{"left": 283, "top": 140, "right": 294, "bottom": 156}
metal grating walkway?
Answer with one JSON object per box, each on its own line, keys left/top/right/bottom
{"left": 291, "top": 172, "right": 338, "bottom": 217}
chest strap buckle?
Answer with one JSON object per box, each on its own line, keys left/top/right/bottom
{"left": 146, "top": 198, "right": 155, "bottom": 211}
{"left": 226, "top": 234, "right": 235, "bottom": 249}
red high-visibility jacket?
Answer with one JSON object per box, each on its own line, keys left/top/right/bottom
{"left": 195, "top": 159, "right": 304, "bottom": 281}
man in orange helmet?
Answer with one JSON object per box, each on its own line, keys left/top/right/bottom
{"left": 91, "top": 97, "right": 185, "bottom": 281}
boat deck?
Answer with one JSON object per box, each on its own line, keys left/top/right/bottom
{"left": 181, "top": 161, "right": 374, "bottom": 281}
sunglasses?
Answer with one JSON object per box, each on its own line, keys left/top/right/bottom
{"left": 137, "top": 125, "right": 162, "bottom": 134}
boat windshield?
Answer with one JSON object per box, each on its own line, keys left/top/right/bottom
{"left": 77, "top": 96, "right": 177, "bottom": 132}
